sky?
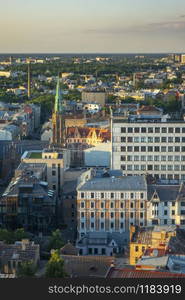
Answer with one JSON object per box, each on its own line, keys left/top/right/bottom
{"left": 1, "top": 0, "right": 185, "bottom": 53}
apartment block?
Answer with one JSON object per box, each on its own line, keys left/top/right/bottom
{"left": 112, "top": 112, "right": 185, "bottom": 182}
{"left": 76, "top": 170, "right": 147, "bottom": 255}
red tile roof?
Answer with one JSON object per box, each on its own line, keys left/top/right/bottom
{"left": 107, "top": 268, "right": 185, "bottom": 278}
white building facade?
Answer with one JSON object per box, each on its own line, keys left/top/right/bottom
{"left": 112, "top": 118, "right": 185, "bottom": 182}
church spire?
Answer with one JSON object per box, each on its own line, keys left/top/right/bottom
{"left": 54, "top": 76, "right": 63, "bottom": 113}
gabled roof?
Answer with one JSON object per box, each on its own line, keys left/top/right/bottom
{"left": 147, "top": 184, "right": 181, "bottom": 202}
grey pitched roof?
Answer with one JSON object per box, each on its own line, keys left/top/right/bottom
{"left": 147, "top": 185, "right": 181, "bottom": 202}
{"left": 78, "top": 175, "right": 147, "bottom": 191}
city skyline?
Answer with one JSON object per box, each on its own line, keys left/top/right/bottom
{"left": 1, "top": 0, "right": 185, "bottom": 53}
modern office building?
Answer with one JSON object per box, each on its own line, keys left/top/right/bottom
{"left": 111, "top": 108, "right": 185, "bottom": 182}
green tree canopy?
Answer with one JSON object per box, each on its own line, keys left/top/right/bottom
{"left": 45, "top": 250, "right": 66, "bottom": 278}
{"left": 47, "top": 229, "right": 64, "bottom": 252}
{"left": 16, "top": 261, "right": 37, "bottom": 278}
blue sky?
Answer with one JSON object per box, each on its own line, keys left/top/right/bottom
{"left": 1, "top": 0, "right": 185, "bottom": 52}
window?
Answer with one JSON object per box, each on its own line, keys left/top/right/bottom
{"left": 174, "top": 156, "right": 180, "bottom": 161}
{"left": 154, "top": 156, "right": 160, "bottom": 161}
{"left": 148, "top": 147, "right": 153, "bottom": 152}
{"left": 164, "top": 210, "right": 168, "bottom": 215}
{"left": 120, "top": 202, "right": 124, "bottom": 209}
{"left": 81, "top": 222, "right": 84, "bottom": 229}
{"left": 181, "top": 220, "right": 185, "bottom": 225}
{"left": 148, "top": 137, "right": 153, "bottom": 143}
{"left": 182, "top": 128, "right": 185, "bottom": 133}
{"left": 91, "top": 212, "right": 94, "bottom": 218}
{"left": 155, "top": 147, "right": 160, "bottom": 152}
{"left": 168, "top": 137, "right": 173, "bottom": 143}
{"left": 52, "top": 170, "right": 56, "bottom": 176}
{"left": 91, "top": 202, "right": 94, "bottom": 208}
{"left": 111, "top": 212, "right": 114, "bottom": 218}
{"left": 155, "top": 137, "right": 160, "bottom": 143}
{"left": 135, "top": 246, "right": 139, "bottom": 252}
{"left": 81, "top": 192, "right": 84, "bottom": 198}
{"left": 130, "top": 212, "right": 134, "bottom": 218}
{"left": 101, "top": 223, "right": 104, "bottom": 229}
{"left": 121, "top": 137, "right": 126, "bottom": 143}
{"left": 120, "top": 222, "right": 124, "bottom": 229}
{"left": 52, "top": 164, "right": 56, "bottom": 169}
{"left": 161, "top": 165, "right": 166, "bottom": 171}
{"left": 111, "top": 193, "right": 114, "bottom": 199}
{"left": 131, "top": 193, "right": 134, "bottom": 199}
{"left": 172, "top": 210, "right": 175, "bottom": 215}
{"left": 141, "top": 193, "right": 144, "bottom": 199}
{"left": 148, "top": 128, "right": 153, "bottom": 133}
{"left": 164, "top": 219, "right": 167, "bottom": 225}
{"left": 154, "top": 165, "right": 160, "bottom": 171}
{"left": 161, "top": 156, "right": 166, "bottom": 161}
{"left": 52, "top": 184, "right": 56, "bottom": 190}
{"left": 127, "top": 155, "right": 132, "bottom": 161}
{"left": 140, "top": 202, "right": 144, "bottom": 208}
{"left": 101, "top": 202, "right": 104, "bottom": 208}
{"left": 141, "top": 156, "right": 146, "bottom": 161}
{"left": 175, "top": 137, "right": 180, "bottom": 143}
{"left": 168, "top": 147, "right": 173, "bottom": 152}
{"left": 121, "top": 127, "right": 126, "bottom": 133}
{"left": 81, "top": 212, "right": 85, "bottom": 218}
{"left": 81, "top": 202, "right": 85, "bottom": 208}
{"left": 101, "top": 193, "right": 104, "bottom": 199}
{"left": 141, "top": 146, "right": 146, "bottom": 152}
{"left": 134, "top": 128, "right": 140, "bottom": 133}
{"left": 162, "top": 128, "right": 167, "bottom": 133}
{"left": 161, "top": 147, "right": 166, "bottom": 152}
{"left": 148, "top": 165, "right": 153, "bottom": 170}
{"left": 91, "top": 222, "right": 94, "bottom": 228}
{"left": 121, "top": 146, "right": 126, "bottom": 152}
{"left": 110, "top": 222, "right": 114, "bottom": 229}
{"left": 172, "top": 202, "right": 175, "bottom": 206}
{"left": 134, "top": 146, "right": 139, "bottom": 152}
{"left": 120, "top": 212, "right": 124, "bottom": 218}
{"left": 155, "top": 128, "right": 160, "bottom": 133}
{"left": 110, "top": 202, "right": 114, "bottom": 208}
{"left": 175, "top": 128, "right": 180, "bottom": 133}
{"left": 161, "top": 137, "right": 167, "bottom": 143}
{"left": 140, "top": 212, "right": 143, "bottom": 218}
{"left": 171, "top": 219, "right": 175, "bottom": 225}
{"left": 141, "top": 128, "right": 146, "bottom": 133}
{"left": 181, "top": 202, "right": 185, "bottom": 206}
{"left": 127, "top": 137, "right": 133, "bottom": 142}
{"left": 141, "top": 165, "right": 146, "bottom": 171}
{"left": 134, "top": 156, "right": 139, "bottom": 161}
{"left": 134, "top": 165, "right": 139, "bottom": 171}
{"left": 128, "top": 128, "right": 133, "bottom": 133}
{"left": 175, "top": 147, "right": 180, "bottom": 152}
{"left": 101, "top": 212, "right": 104, "bottom": 218}
{"left": 168, "top": 128, "right": 173, "bottom": 133}
{"left": 91, "top": 193, "right": 94, "bottom": 199}
{"left": 127, "top": 146, "right": 133, "bottom": 152}
{"left": 121, "top": 193, "right": 124, "bottom": 199}
{"left": 181, "top": 210, "right": 185, "bottom": 215}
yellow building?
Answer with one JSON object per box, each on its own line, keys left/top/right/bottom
{"left": 129, "top": 226, "right": 176, "bottom": 265}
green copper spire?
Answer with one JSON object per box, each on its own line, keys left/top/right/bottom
{"left": 54, "top": 76, "right": 64, "bottom": 113}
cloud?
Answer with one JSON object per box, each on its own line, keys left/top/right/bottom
{"left": 85, "top": 20, "right": 185, "bottom": 36}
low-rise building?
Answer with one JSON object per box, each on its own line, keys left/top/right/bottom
{"left": 0, "top": 239, "right": 40, "bottom": 275}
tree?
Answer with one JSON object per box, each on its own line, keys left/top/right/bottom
{"left": 47, "top": 229, "right": 64, "bottom": 251}
{"left": 16, "top": 261, "right": 37, "bottom": 278}
{"left": 0, "top": 228, "right": 29, "bottom": 244}
{"left": 45, "top": 250, "right": 66, "bottom": 278}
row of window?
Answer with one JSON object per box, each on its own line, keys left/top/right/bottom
{"left": 121, "top": 164, "right": 185, "bottom": 171}
{"left": 80, "top": 222, "right": 125, "bottom": 230}
{"left": 80, "top": 212, "right": 144, "bottom": 218}
{"left": 119, "top": 136, "right": 185, "bottom": 143}
{"left": 120, "top": 127, "right": 185, "bottom": 134}
{"left": 121, "top": 155, "right": 185, "bottom": 162}
{"left": 120, "top": 146, "right": 185, "bottom": 152}
{"left": 80, "top": 192, "right": 144, "bottom": 200}
{"left": 80, "top": 201, "right": 144, "bottom": 209}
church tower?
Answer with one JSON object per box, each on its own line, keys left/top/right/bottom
{"left": 52, "top": 77, "right": 65, "bottom": 146}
